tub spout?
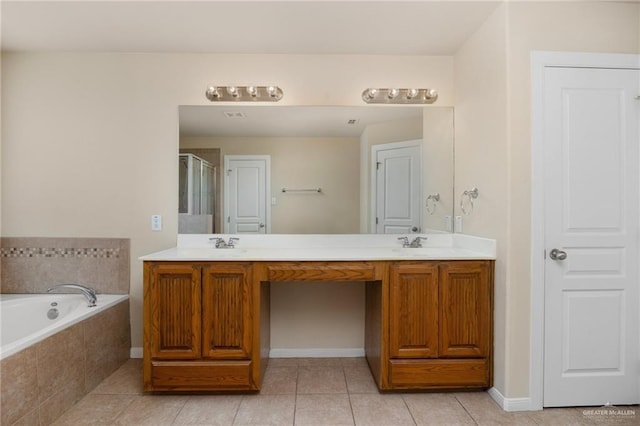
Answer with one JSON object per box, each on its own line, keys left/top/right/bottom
{"left": 47, "top": 284, "right": 97, "bottom": 307}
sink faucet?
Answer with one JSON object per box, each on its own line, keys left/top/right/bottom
{"left": 397, "top": 236, "right": 428, "bottom": 248}
{"left": 210, "top": 237, "right": 239, "bottom": 249}
{"left": 409, "top": 236, "right": 428, "bottom": 248}
{"left": 47, "top": 284, "right": 97, "bottom": 307}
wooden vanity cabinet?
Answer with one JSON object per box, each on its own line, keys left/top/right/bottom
{"left": 143, "top": 261, "right": 259, "bottom": 392}
{"left": 377, "top": 260, "right": 493, "bottom": 390}
{"left": 143, "top": 258, "right": 493, "bottom": 393}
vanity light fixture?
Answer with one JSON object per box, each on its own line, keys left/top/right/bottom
{"left": 361, "top": 88, "right": 438, "bottom": 104}
{"left": 205, "top": 85, "right": 284, "bottom": 102}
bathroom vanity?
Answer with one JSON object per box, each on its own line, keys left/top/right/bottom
{"left": 141, "top": 234, "right": 495, "bottom": 393}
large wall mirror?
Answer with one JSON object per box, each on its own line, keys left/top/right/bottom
{"left": 178, "top": 105, "right": 454, "bottom": 234}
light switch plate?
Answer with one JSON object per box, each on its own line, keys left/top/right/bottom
{"left": 444, "top": 215, "right": 452, "bottom": 232}
{"left": 151, "top": 214, "right": 162, "bottom": 231}
{"left": 454, "top": 215, "right": 462, "bottom": 233}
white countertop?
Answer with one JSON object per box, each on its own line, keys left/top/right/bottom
{"left": 140, "top": 234, "right": 496, "bottom": 261}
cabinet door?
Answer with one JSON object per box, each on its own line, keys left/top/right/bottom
{"left": 148, "top": 263, "right": 202, "bottom": 359}
{"left": 389, "top": 262, "right": 439, "bottom": 358}
{"left": 439, "top": 261, "right": 491, "bottom": 357}
{"left": 202, "top": 263, "right": 253, "bottom": 359}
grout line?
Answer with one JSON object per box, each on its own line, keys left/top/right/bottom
{"left": 400, "top": 394, "right": 418, "bottom": 426}
{"left": 231, "top": 394, "right": 244, "bottom": 426}
{"left": 454, "top": 395, "right": 480, "bottom": 426}
{"left": 168, "top": 395, "right": 188, "bottom": 425}
{"left": 347, "top": 391, "right": 357, "bottom": 426}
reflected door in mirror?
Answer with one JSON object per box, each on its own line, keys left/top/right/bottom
{"left": 225, "top": 155, "right": 270, "bottom": 234}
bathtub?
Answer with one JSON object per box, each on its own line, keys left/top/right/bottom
{"left": 0, "top": 293, "right": 128, "bottom": 360}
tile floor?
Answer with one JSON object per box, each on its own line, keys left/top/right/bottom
{"left": 52, "top": 358, "right": 639, "bottom": 426}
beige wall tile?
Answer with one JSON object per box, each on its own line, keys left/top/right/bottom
{"left": 37, "top": 373, "right": 85, "bottom": 426}
{"left": 0, "top": 347, "right": 38, "bottom": 426}
{"left": 11, "top": 408, "right": 39, "bottom": 426}
{"left": 1, "top": 237, "right": 129, "bottom": 294}
{"left": 84, "top": 301, "right": 130, "bottom": 392}
{"left": 35, "top": 324, "right": 85, "bottom": 401}
{"left": 1, "top": 294, "right": 132, "bottom": 425}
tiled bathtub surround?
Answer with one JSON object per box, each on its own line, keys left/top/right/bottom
{"left": 1, "top": 237, "right": 131, "bottom": 425}
{"left": 0, "top": 237, "right": 130, "bottom": 294}
{"left": 0, "top": 300, "right": 130, "bottom": 426}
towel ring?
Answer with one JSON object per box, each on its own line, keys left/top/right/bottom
{"left": 426, "top": 193, "right": 440, "bottom": 215}
{"left": 460, "top": 188, "right": 479, "bottom": 215}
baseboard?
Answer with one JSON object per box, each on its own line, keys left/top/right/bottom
{"left": 488, "top": 387, "right": 536, "bottom": 412}
{"left": 130, "top": 347, "right": 143, "bottom": 359}
{"left": 269, "top": 348, "right": 365, "bottom": 358}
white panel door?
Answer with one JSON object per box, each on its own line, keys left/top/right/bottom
{"left": 374, "top": 141, "right": 422, "bottom": 234}
{"left": 543, "top": 66, "right": 639, "bottom": 406}
{"left": 224, "top": 156, "right": 269, "bottom": 234}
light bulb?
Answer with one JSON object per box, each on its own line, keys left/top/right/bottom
{"left": 266, "top": 86, "right": 278, "bottom": 97}
{"left": 406, "top": 89, "right": 419, "bottom": 99}
{"left": 227, "top": 86, "right": 239, "bottom": 97}
{"left": 424, "top": 89, "right": 438, "bottom": 100}
{"left": 388, "top": 88, "right": 399, "bottom": 99}
{"left": 365, "top": 88, "right": 378, "bottom": 100}
{"left": 246, "top": 86, "right": 258, "bottom": 97}
{"left": 205, "top": 86, "right": 221, "bottom": 101}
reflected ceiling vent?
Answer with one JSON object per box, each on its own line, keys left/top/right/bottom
{"left": 223, "top": 111, "right": 246, "bottom": 119}
{"left": 347, "top": 119, "right": 360, "bottom": 125}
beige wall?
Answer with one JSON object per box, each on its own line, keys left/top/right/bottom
{"left": 181, "top": 136, "right": 360, "bottom": 234}
{"left": 454, "top": 0, "right": 640, "bottom": 398}
{"left": 423, "top": 108, "right": 454, "bottom": 232}
{"left": 454, "top": 1, "right": 509, "bottom": 395}
{"left": 505, "top": 0, "right": 640, "bottom": 397}
{"left": 1, "top": 53, "right": 454, "bottom": 352}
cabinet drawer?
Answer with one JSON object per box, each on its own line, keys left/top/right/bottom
{"left": 149, "top": 360, "right": 255, "bottom": 391}
{"left": 389, "top": 358, "right": 489, "bottom": 389}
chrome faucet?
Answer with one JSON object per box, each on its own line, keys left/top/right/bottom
{"left": 210, "top": 237, "right": 239, "bottom": 249}
{"left": 409, "top": 236, "right": 428, "bottom": 248}
{"left": 47, "top": 284, "right": 97, "bottom": 307}
{"left": 397, "top": 236, "right": 428, "bottom": 248}
{"left": 397, "top": 236, "right": 410, "bottom": 247}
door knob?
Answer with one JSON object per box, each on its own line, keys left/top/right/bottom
{"left": 411, "top": 226, "right": 419, "bottom": 232}
{"left": 549, "top": 248, "right": 567, "bottom": 261}
{"left": 259, "top": 223, "right": 265, "bottom": 228}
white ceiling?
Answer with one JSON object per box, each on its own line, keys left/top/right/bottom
{"left": 2, "top": 1, "right": 497, "bottom": 137}
{"left": 179, "top": 105, "right": 425, "bottom": 137}
{"left": 1, "top": 1, "right": 501, "bottom": 55}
